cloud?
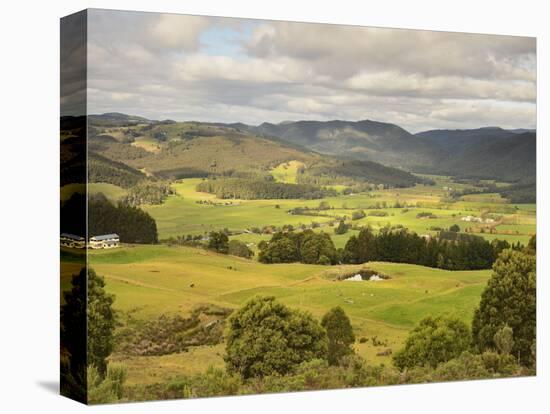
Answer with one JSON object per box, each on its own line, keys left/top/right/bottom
{"left": 148, "top": 14, "right": 209, "bottom": 51}
{"left": 84, "top": 10, "right": 536, "bottom": 132}
{"left": 246, "top": 22, "right": 535, "bottom": 81}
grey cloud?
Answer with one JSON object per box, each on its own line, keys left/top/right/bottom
{"left": 84, "top": 11, "right": 536, "bottom": 132}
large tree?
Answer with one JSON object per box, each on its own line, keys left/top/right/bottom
{"left": 208, "top": 231, "right": 229, "bottom": 254}
{"left": 472, "top": 249, "right": 536, "bottom": 365}
{"left": 225, "top": 297, "right": 328, "bottom": 378}
{"left": 87, "top": 268, "right": 116, "bottom": 375}
{"left": 321, "top": 307, "right": 355, "bottom": 365}
{"left": 393, "top": 315, "right": 471, "bottom": 370}
{"left": 61, "top": 267, "right": 116, "bottom": 401}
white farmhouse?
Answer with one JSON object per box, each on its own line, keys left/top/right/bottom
{"left": 60, "top": 233, "right": 86, "bottom": 249}
{"left": 89, "top": 233, "right": 120, "bottom": 249}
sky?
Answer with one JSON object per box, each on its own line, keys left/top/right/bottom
{"left": 78, "top": 9, "right": 536, "bottom": 133}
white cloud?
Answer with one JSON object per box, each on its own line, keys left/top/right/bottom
{"left": 148, "top": 14, "right": 209, "bottom": 51}
{"left": 85, "top": 10, "right": 537, "bottom": 132}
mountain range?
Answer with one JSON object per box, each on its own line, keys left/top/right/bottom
{"left": 84, "top": 113, "right": 536, "bottom": 185}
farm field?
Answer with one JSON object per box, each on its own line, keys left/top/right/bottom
{"left": 86, "top": 244, "right": 491, "bottom": 386}
{"left": 139, "top": 174, "right": 535, "bottom": 246}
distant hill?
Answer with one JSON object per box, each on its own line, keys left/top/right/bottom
{"left": 246, "top": 120, "right": 438, "bottom": 170}
{"left": 239, "top": 120, "right": 535, "bottom": 183}
{"left": 414, "top": 128, "right": 536, "bottom": 182}
{"left": 87, "top": 116, "right": 424, "bottom": 187}
{"left": 85, "top": 113, "right": 535, "bottom": 187}
{"left": 88, "top": 112, "right": 155, "bottom": 126}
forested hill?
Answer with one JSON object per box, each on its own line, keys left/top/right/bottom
{"left": 414, "top": 128, "right": 536, "bottom": 182}
{"left": 86, "top": 115, "right": 425, "bottom": 188}
{"left": 243, "top": 120, "right": 536, "bottom": 184}
{"left": 247, "top": 119, "right": 438, "bottom": 170}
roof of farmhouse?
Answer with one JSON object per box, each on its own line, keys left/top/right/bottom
{"left": 90, "top": 234, "right": 120, "bottom": 241}
{"left": 61, "top": 233, "right": 85, "bottom": 241}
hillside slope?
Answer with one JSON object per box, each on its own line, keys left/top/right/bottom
{"left": 88, "top": 116, "right": 424, "bottom": 187}
{"left": 249, "top": 119, "right": 437, "bottom": 170}
{"left": 415, "top": 128, "right": 536, "bottom": 182}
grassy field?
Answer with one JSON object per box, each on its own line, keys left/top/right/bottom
{"left": 84, "top": 244, "right": 492, "bottom": 385}
{"left": 64, "top": 172, "right": 535, "bottom": 387}
{"left": 142, "top": 175, "right": 535, "bottom": 245}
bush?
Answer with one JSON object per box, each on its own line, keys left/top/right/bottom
{"left": 352, "top": 210, "right": 366, "bottom": 220}
{"left": 393, "top": 315, "right": 471, "bottom": 370}
{"left": 87, "top": 363, "right": 127, "bottom": 404}
{"left": 227, "top": 239, "right": 253, "bottom": 258}
{"left": 224, "top": 297, "right": 328, "bottom": 378}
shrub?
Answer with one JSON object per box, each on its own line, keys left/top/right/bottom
{"left": 227, "top": 239, "right": 253, "bottom": 258}
{"left": 393, "top": 315, "right": 471, "bottom": 370}
{"left": 224, "top": 297, "right": 328, "bottom": 378}
{"left": 352, "top": 210, "right": 366, "bottom": 220}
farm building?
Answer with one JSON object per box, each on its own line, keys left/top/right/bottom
{"left": 89, "top": 234, "right": 120, "bottom": 249}
{"left": 60, "top": 233, "right": 86, "bottom": 249}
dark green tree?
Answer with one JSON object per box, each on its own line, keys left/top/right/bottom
{"left": 61, "top": 267, "right": 87, "bottom": 401}
{"left": 334, "top": 220, "right": 349, "bottom": 235}
{"left": 449, "top": 224, "right": 460, "bottom": 232}
{"left": 393, "top": 315, "right": 471, "bottom": 370}
{"left": 526, "top": 234, "right": 536, "bottom": 255}
{"left": 87, "top": 268, "right": 116, "bottom": 375}
{"left": 61, "top": 267, "right": 116, "bottom": 401}
{"left": 225, "top": 297, "right": 328, "bottom": 378}
{"left": 208, "top": 231, "right": 229, "bottom": 254}
{"left": 472, "top": 249, "right": 536, "bottom": 365}
{"left": 227, "top": 239, "right": 253, "bottom": 258}
{"left": 321, "top": 307, "right": 355, "bottom": 365}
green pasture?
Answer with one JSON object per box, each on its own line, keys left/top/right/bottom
{"left": 85, "top": 244, "right": 492, "bottom": 384}
{"left": 141, "top": 177, "right": 535, "bottom": 245}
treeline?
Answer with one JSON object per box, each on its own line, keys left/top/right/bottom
{"left": 61, "top": 193, "right": 158, "bottom": 243}
{"left": 498, "top": 181, "right": 536, "bottom": 203}
{"left": 342, "top": 227, "right": 521, "bottom": 270}
{"left": 449, "top": 179, "right": 535, "bottom": 204}
{"left": 257, "top": 227, "right": 528, "bottom": 270}
{"left": 297, "top": 159, "right": 429, "bottom": 188}
{"left": 121, "top": 181, "right": 174, "bottom": 207}
{"left": 196, "top": 178, "right": 337, "bottom": 200}
{"left": 258, "top": 230, "right": 338, "bottom": 265}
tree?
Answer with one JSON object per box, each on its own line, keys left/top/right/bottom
{"left": 61, "top": 267, "right": 116, "bottom": 402}
{"left": 227, "top": 239, "right": 253, "bottom": 258}
{"left": 393, "top": 315, "right": 471, "bottom": 370}
{"left": 87, "top": 268, "right": 116, "bottom": 375}
{"left": 526, "top": 234, "right": 536, "bottom": 255}
{"left": 300, "top": 231, "right": 338, "bottom": 265}
{"left": 225, "top": 297, "right": 328, "bottom": 378}
{"left": 61, "top": 267, "right": 87, "bottom": 401}
{"left": 449, "top": 224, "right": 460, "bottom": 232}
{"left": 208, "top": 231, "right": 229, "bottom": 253}
{"left": 321, "top": 307, "right": 355, "bottom": 365}
{"left": 334, "top": 220, "right": 349, "bottom": 235}
{"left": 472, "top": 249, "right": 536, "bottom": 365}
